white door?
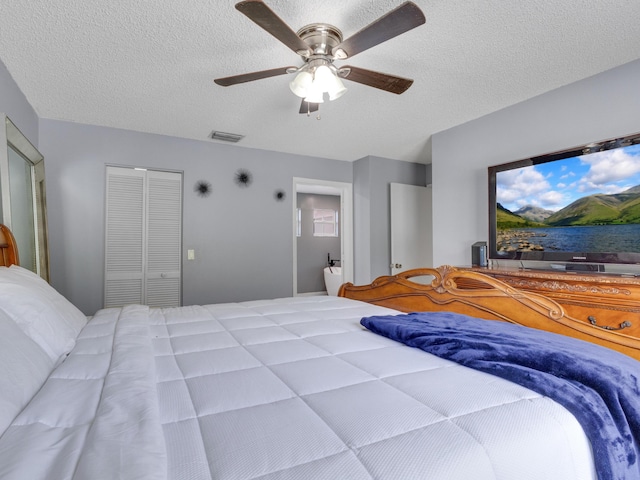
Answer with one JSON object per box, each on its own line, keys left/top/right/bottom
{"left": 104, "top": 166, "right": 182, "bottom": 308}
{"left": 390, "top": 183, "right": 432, "bottom": 275}
{"left": 145, "top": 170, "right": 182, "bottom": 307}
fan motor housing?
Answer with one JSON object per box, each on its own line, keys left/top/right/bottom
{"left": 296, "top": 24, "right": 343, "bottom": 56}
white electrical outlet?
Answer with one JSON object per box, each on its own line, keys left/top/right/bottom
{"left": 187, "top": 249, "right": 195, "bottom": 260}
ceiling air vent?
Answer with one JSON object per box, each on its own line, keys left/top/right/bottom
{"left": 210, "top": 131, "right": 244, "bottom": 143}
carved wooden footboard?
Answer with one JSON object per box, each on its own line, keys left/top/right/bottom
{"left": 339, "top": 265, "right": 640, "bottom": 361}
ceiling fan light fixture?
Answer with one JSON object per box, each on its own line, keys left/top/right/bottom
{"left": 313, "top": 65, "right": 340, "bottom": 97}
{"left": 289, "top": 69, "right": 313, "bottom": 97}
{"left": 304, "top": 76, "right": 324, "bottom": 103}
{"left": 324, "top": 71, "right": 347, "bottom": 101}
{"left": 304, "top": 91, "right": 324, "bottom": 103}
{"left": 315, "top": 65, "right": 347, "bottom": 101}
{"left": 290, "top": 64, "right": 346, "bottom": 103}
{"left": 312, "top": 65, "right": 333, "bottom": 87}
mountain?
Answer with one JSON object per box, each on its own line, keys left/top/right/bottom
{"left": 496, "top": 184, "right": 640, "bottom": 229}
{"left": 514, "top": 205, "right": 555, "bottom": 223}
{"left": 496, "top": 204, "right": 545, "bottom": 229}
{"left": 545, "top": 184, "right": 640, "bottom": 226}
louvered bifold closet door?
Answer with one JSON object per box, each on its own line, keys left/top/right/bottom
{"left": 145, "top": 170, "right": 182, "bottom": 308}
{"left": 104, "top": 167, "right": 145, "bottom": 307}
{"left": 104, "top": 167, "right": 182, "bottom": 308}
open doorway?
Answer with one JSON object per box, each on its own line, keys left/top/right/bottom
{"left": 292, "top": 178, "right": 353, "bottom": 296}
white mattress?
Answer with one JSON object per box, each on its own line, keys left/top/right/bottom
{"left": 0, "top": 296, "right": 596, "bottom": 480}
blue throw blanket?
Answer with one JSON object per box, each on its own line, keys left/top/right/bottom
{"left": 361, "top": 311, "right": 640, "bottom": 480}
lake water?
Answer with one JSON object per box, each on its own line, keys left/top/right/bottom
{"left": 502, "top": 224, "right": 640, "bottom": 252}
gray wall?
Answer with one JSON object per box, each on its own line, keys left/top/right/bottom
{"left": 353, "top": 155, "right": 428, "bottom": 283}
{"left": 296, "top": 193, "right": 341, "bottom": 294}
{"left": 0, "top": 55, "right": 428, "bottom": 314}
{"left": 431, "top": 59, "right": 640, "bottom": 270}
{"left": 38, "top": 120, "right": 354, "bottom": 314}
{"left": 0, "top": 59, "right": 38, "bottom": 147}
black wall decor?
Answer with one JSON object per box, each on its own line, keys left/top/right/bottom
{"left": 234, "top": 169, "right": 253, "bottom": 187}
{"left": 194, "top": 180, "right": 212, "bottom": 197}
{"left": 274, "top": 189, "right": 286, "bottom": 201}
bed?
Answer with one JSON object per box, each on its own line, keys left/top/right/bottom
{"left": 0, "top": 224, "right": 638, "bottom": 480}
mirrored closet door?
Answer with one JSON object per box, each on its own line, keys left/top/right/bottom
{"left": 0, "top": 114, "right": 49, "bottom": 280}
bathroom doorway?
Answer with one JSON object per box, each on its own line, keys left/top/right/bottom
{"left": 292, "top": 178, "right": 353, "bottom": 296}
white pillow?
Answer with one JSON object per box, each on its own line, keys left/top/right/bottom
{"left": 5, "top": 266, "right": 87, "bottom": 334}
{"left": 0, "top": 309, "right": 54, "bottom": 436}
{"left": 0, "top": 266, "right": 87, "bottom": 363}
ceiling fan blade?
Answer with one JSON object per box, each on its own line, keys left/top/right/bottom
{"left": 299, "top": 100, "right": 319, "bottom": 115}
{"left": 235, "top": 0, "right": 311, "bottom": 56}
{"left": 214, "top": 66, "right": 295, "bottom": 86}
{"left": 332, "top": 1, "right": 425, "bottom": 59}
{"left": 340, "top": 66, "right": 413, "bottom": 94}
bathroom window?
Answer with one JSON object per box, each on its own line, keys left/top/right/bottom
{"left": 313, "top": 209, "right": 338, "bottom": 237}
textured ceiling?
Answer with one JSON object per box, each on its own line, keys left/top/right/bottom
{"left": 1, "top": 0, "right": 640, "bottom": 164}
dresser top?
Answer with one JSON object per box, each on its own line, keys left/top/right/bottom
{"left": 466, "top": 266, "right": 640, "bottom": 286}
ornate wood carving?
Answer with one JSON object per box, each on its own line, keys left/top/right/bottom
{"left": 497, "top": 278, "right": 631, "bottom": 296}
{"left": 340, "top": 266, "right": 640, "bottom": 362}
{"left": 0, "top": 224, "right": 19, "bottom": 267}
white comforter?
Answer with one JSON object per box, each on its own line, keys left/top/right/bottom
{"left": 0, "top": 296, "right": 596, "bottom": 480}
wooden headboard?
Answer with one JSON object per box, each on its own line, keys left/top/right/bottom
{"left": 0, "top": 224, "right": 19, "bottom": 267}
{"left": 339, "top": 265, "right": 640, "bottom": 361}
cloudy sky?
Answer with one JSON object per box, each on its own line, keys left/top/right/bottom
{"left": 496, "top": 143, "right": 640, "bottom": 212}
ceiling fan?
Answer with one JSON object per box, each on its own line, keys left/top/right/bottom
{"left": 214, "top": 0, "right": 426, "bottom": 114}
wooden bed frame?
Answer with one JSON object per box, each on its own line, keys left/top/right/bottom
{"left": 2, "top": 222, "right": 639, "bottom": 361}
{"left": 0, "top": 224, "right": 19, "bottom": 268}
{"left": 339, "top": 265, "right": 640, "bottom": 361}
